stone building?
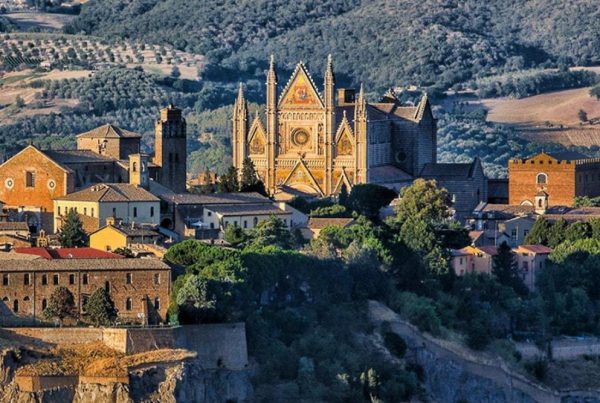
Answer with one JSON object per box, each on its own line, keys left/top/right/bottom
{"left": 509, "top": 151, "right": 600, "bottom": 210}
{"left": 232, "top": 55, "right": 437, "bottom": 199}
{"left": 0, "top": 105, "right": 186, "bottom": 233}
{"left": 0, "top": 248, "right": 170, "bottom": 324}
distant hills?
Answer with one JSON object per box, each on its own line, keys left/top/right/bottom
{"left": 67, "top": 0, "right": 600, "bottom": 91}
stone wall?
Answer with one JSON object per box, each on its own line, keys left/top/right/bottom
{"left": 0, "top": 327, "right": 104, "bottom": 345}
{"left": 517, "top": 338, "right": 600, "bottom": 360}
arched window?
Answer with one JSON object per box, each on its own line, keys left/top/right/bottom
{"left": 23, "top": 296, "right": 30, "bottom": 302}
{"left": 536, "top": 173, "right": 547, "bottom": 185}
{"left": 538, "top": 199, "right": 543, "bottom": 208}
{"left": 125, "top": 297, "right": 132, "bottom": 311}
{"left": 42, "top": 299, "right": 47, "bottom": 310}
{"left": 154, "top": 298, "right": 160, "bottom": 310}
{"left": 13, "top": 299, "right": 18, "bottom": 313}
{"left": 132, "top": 162, "right": 137, "bottom": 172}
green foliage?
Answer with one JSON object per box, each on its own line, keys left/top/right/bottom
{"left": 239, "top": 157, "right": 266, "bottom": 195}
{"left": 217, "top": 166, "right": 239, "bottom": 193}
{"left": 346, "top": 184, "right": 396, "bottom": 220}
{"left": 43, "top": 287, "right": 76, "bottom": 325}
{"left": 309, "top": 203, "right": 350, "bottom": 218}
{"left": 390, "top": 292, "right": 442, "bottom": 336}
{"left": 84, "top": 288, "right": 118, "bottom": 327}
{"left": 383, "top": 331, "right": 407, "bottom": 359}
{"left": 524, "top": 217, "right": 552, "bottom": 245}
{"left": 493, "top": 242, "right": 528, "bottom": 296}
{"left": 247, "top": 216, "right": 294, "bottom": 249}
{"left": 524, "top": 358, "right": 549, "bottom": 381}
{"left": 574, "top": 196, "right": 600, "bottom": 207}
{"left": 223, "top": 225, "right": 247, "bottom": 247}
{"left": 113, "top": 247, "right": 134, "bottom": 258}
{"left": 58, "top": 209, "right": 87, "bottom": 247}
{"left": 15, "top": 95, "right": 25, "bottom": 108}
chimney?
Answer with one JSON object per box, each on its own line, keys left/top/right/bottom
{"left": 337, "top": 88, "right": 355, "bottom": 106}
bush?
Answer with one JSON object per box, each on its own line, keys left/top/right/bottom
{"left": 384, "top": 331, "right": 407, "bottom": 358}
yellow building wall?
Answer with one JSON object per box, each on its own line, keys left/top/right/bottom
{"left": 90, "top": 226, "right": 127, "bottom": 251}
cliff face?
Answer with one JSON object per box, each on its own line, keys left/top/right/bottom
{"left": 0, "top": 353, "right": 253, "bottom": 403}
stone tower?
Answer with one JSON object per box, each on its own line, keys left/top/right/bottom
{"left": 129, "top": 153, "right": 149, "bottom": 188}
{"left": 154, "top": 104, "right": 187, "bottom": 193}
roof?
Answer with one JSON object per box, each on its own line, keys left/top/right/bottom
{"left": 76, "top": 124, "right": 141, "bottom": 139}
{"left": 420, "top": 159, "right": 480, "bottom": 180}
{"left": 544, "top": 206, "right": 600, "bottom": 223}
{"left": 451, "top": 248, "right": 471, "bottom": 257}
{"left": 150, "top": 181, "right": 271, "bottom": 205}
{"left": 56, "top": 183, "right": 159, "bottom": 203}
{"left": 369, "top": 165, "right": 413, "bottom": 184}
{"left": 0, "top": 222, "right": 29, "bottom": 232}
{"left": 206, "top": 203, "right": 288, "bottom": 217}
{"left": 478, "top": 203, "right": 535, "bottom": 217}
{"left": 477, "top": 245, "right": 499, "bottom": 256}
{"left": 307, "top": 217, "right": 355, "bottom": 229}
{"left": 91, "top": 224, "right": 160, "bottom": 238}
{"left": 43, "top": 149, "right": 118, "bottom": 165}
{"left": 518, "top": 245, "right": 553, "bottom": 254}
{"left": 12, "top": 247, "right": 123, "bottom": 260}
{"left": 0, "top": 258, "right": 169, "bottom": 271}
{"left": 546, "top": 151, "right": 590, "bottom": 161}
{"left": 333, "top": 94, "right": 430, "bottom": 124}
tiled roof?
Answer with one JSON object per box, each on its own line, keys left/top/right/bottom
{"left": 92, "top": 224, "right": 160, "bottom": 238}
{"left": 43, "top": 149, "right": 118, "bottom": 164}
{"left": 307, "top": 217, "right": 355, "bottom": 229}
{"left": 0, "top": 258, "right": 169, "bottom": 271}
{"left": 480, "top": 203, "right": 535, "bottom": 216}
{"left": 0, "top": 222, "right": 29, "bottom": 232}
{"left": 76, "top": 124, "right": 141, "bottom": 139}
{"left": 207, "top": 203, "right": 288, "bottom": 216}
{"left": 477, "top": 245, "right": 499, "bottom": 256}
{"left": 151, "top": 181, "right": 270, "bottom": 205}
{"left": 56, "top": 183, "right": 159, "bottom": 203}
{"left": 518, "top": 245, "right": 553, "bottom": 254}
{"left": 13, "top": 247, "right": 123, "bottom": 259}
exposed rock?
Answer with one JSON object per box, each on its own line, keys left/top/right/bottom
{"left": 73, "top": 382, "right": 132, "bottom": 403}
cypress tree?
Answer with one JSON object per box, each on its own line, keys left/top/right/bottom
{"left": 58, "top": 209, "right": 87, "bottom": 247}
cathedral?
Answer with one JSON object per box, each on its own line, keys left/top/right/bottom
{"left": 232, "top": 55, "right": 488, "bottom": 220}
{"left": 232, "top": 55, "right": 438, "bottom": 199}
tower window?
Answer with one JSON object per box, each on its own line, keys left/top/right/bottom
{"left": 154, "top": 298, "right": 160, "bottom": 310}
{"left": 24, "top": 273, "right": 30, "bottom": 286}
{"left": 2, "top": 274, "right": 8, "bottom": 286}
{"left": 125, "top": 297, "right": 132, "bottom": 311}
{"left": 536, "top": 173, "right": 547, "bottom": 185}
{"left": 53, "top": 274, "right": 59, "bottom": 285}
{"left": 126, "top": 273, "right": 132, "bottom": 284}
{"left": 42, "top": 274, "right": 48, "bottom": 285}
{"left": 69, "top": 274, "right": 75, "bottom": 285}
{"left": 82, "top": 273, "right": 88, "bottom": 285}
{"left": 42, "top": 298, "right": 47, "bottom": 310}
{"left": 26, "top": 171, "right": 35, "bottom": 188}
{"left": 154, "top": 273, "right": 160, "bottom": 285}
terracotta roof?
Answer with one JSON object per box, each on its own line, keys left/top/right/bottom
{"left": 76, "top": 124, "right": 141, "bottom": 139}
{"left": 0, "top": 222, "right": 29, "bottom": 232}
{"left": 544, "top": 206, "right": 600, "bottom": 222}
{"left": 479, "top": 203, "right": 535, "bottom": 217}
{"left": 308, "top": 217, "right": 355, "bottom": 229}
{"left": 451, "top": 248, "right": 471, "bottom": 257}
{"left": 207, "top": 203, "right": 288, "bottom": 216}
{"left": 477, "top": 245, "right": 499, "bottom": 256}
{"left": 43, "top": 149, "right": 117, "bottom": 164}
{"left": 518, "top": 245, "right": 553, "bottom": 254}
{"left": 12, "top": 247, "right": 123, "bottom": 260}
{"left": 56, "top": 183, "right": 159, "bottom": 203}
{"left": 0, "top": 258, "right": 169, "bottom": 271}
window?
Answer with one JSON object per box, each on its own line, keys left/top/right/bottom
{"left": 13, "top": 300, "right": 18, "bottom": 313}
{"left": 69, "top": 274, "right": 75, "bottom": 285}
{"left": 53, "top": 274, "right": 59, "bottom": 285}
{"left": 42, "top": 274, "right": 48, "bottom": 285}
{"left": 2, "top": 274, "right": 8, "bottom": 286}
{"left": 132, "top": 162, "right": 137, "bottom": 172}
{"left": 207, "top": 211, "right": 212, "bottom": 217}
{"left": 511, "top": 229, "right": 517, "bottom": 241}
{"left": 112, "top": 207, "right": 116, "bottom": 216}
{"left": 154, "top": 298, "right": 160, "bottom": 310}
{"left": 154, "top": 273, "right": 160, "bottom": 285}
{"left": 42, "top": 299, "right": 47, "bottom": 310}
{"left": 82, "top": 273, "right": 88, "bottom": 285}
{"left": 58, "top": 206, "right": 61, "bottom": 215}
{"left": 24, "top": 273, "right": 30, "bottom": 286}
{"left": 91, "top": 208, "right": 95, "bottom": 217}
{"left": 25, "top": 171, "right": 35, "bottom": 188}
{"left": 150, "top": 206, "right": 154, "bottom": 217}
{"left": 24, "top": 296, "right": 29, "bottom": 302}
{"left": 536, "top": 173, "right": 547, "bottom": 185}
{"left": 243, "top": 220, "right": 247, "bottom": 228}
{"left": 459, "top": 258, "right": 463, "bottom": 265}
{"left": 105, "top": 281, "right": 110, "bottom": 293}
{"left": 253, "top": 217, "right": 258, "bottom": 226}
{"left": 538, "top": 199, "right": 543, "bottom": 208}
{"left": 84, "top": 208, "right": 87, "bottom": 216}
{"left": 522, "top": 261, "right": 529, "bottom": 271}
{"left": 133, "top": 207, "right": 137, "bottom": 218}
{"left": 126, "top": 273, "right": 132, "bottom": 284}
{"left": 210, "top": 223, "right": 214, "bottom": 229}
{"left": 125, "top": 297, "right": 132, "bottom": 311}
{"left": 524, "top": 230, "right": 529, "bottom": 237}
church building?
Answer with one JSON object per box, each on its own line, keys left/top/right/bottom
{"left": 232, "top": 56, "right": 486, "bottom": 220}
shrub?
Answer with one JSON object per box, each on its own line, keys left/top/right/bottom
{"left": 384, "top": 331, "right": 407, "bottom": 358}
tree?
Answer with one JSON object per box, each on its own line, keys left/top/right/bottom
{"left": 524, "top": 217, "right": 552, "bottom": 245}
{"left": 493, "top": 241, "right": 528, "bottom": 295}
{"left": 43, "top": 286, "right": 76, "bottom": 326}
{"left": 393, "top": 179, "right": 451, "bottom": 224}
{"left": 239, "top": 157, "right": 266, "bottom": 195}
{"left": 58, "top": 209, "right": 87, "bottom": 247}
{"left": 171, "top": 66, "right": 181, "bottom": 78}
{"left": 84, "top": 288, "right": 118, "bottom": 326}
{"left": 217, "top": 166, "right": 239, "bottom": 193}
{"left": 15, "top": 96, "right": 25, "bottom": 108}
{"left": 338, "top": 184, "right": 349, "bottom": 207}
{"left": 223, "top": 225, "right": 247, "bottom": 246}
{"left": 248, "top": 216, "right": 294, "bottom": 249}
{"left": 346, "top": 184, "right": 397, "bottom": 220}
{"left": 578, "top": 109, "right": 588, "bottom": 123}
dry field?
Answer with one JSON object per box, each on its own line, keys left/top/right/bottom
{"left": 6, "top": 12, "right": 76, "bottom": 31}
{"left": 480, "top": 87, "right": 600, "bottom": 148}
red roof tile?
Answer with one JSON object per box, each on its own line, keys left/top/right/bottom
{"left": 13, "top": 247, "right": 123, "bottom": 260}
{"left": 14, "top": 247, "right": 53, "bottom": 259}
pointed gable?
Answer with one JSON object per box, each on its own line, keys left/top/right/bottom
{"left": 282, "top": 159, "right": 324, "bottom": 196}
{"left": 335, "top": 112, "right": 355, "bottom": 156}
{"left": 248, "top": 113, "right": 267, "bottom": 155}
{"left": 333, "top": 168, "right": 353, "bottom": 194}
{"left": 279, "top": 63, "right": 324, "bottom": 109}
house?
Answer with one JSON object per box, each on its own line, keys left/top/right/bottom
{"left": 0, "top": 222, "right": 32, "bottom": 250}
{"left": 202, "top": 203, "right": 292, "bottom": 235}
{"left": 0, "top": 248, "right": 170, "bottom": 325}
{"left": 513, "top": 245, "right": 553, "bottom": 291}
{"left": 53, "top": 183, "right": 160, "bottom": 233}
{"left": 89, "top": 222, "right": 161, "bottom": 252}
{"left": 498, "top": 216, "right": 535, "bottom": 247}
{"left": 469, "top": 230, "right": 511, "bottom": 248}
{"left": 301, "top": 217, "right": 356, "bottom": 240}
{"left": 450, "top": 245, "right": 498, "bottom": 276}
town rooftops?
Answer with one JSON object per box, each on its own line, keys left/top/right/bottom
{"left": 474, "top": 202, "right": 535, "bottom": 218}
{"left": 56, "top": 183, "right": 159, "bottom": 203}
{"left": 307, "top": 217, "right": 356, "bottom": 230}
{"left": 76, "top": 124, "right": 141, "bottom": 139}
{"left": 0, "top": 258, "right": 169, "bottom": 271}
{"left": 206, "top": 203, "right": 288, "bottom": 217}
{"left": 0, "top": 222, "right": 29, "bottom": 232}
{"left": 517, "top": 245, "right": 553, "bottom": 254}
{"left": 12, "top": 247, "right": 123, "bottom": 260}
{"left": 43, "top": 149, "right": 118, "bottom": 165}
{"left": 149, "top": 181, "right": 270, "bottom": 205}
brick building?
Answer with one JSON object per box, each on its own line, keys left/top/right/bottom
{"left": 0, "top": 105, "right": 186, "bottom": 233}
{"left": 0, "top": 248, "right": 170, "bottom": 324}
{"left": 509, "top": 151, "right": 600, "bottom": 209}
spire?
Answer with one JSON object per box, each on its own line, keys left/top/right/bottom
{"left": 267, "top": 54, "right": 277, "bottom": 82}
{"left": 355, "top": 83, "right": 366, "bottom": 121}
{"left": 237, "top": 82, "right": 245, "bottom": 103}
{"left": 325, "top": 54, "right": 334, "bottom": 79}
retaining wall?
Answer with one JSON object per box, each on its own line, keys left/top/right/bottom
{"left": 14, "top": 375, "right": 78, "bottom": 392}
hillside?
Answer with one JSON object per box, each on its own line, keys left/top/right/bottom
{"left": 67, "top": 0, "right": 600, "bottom": 91}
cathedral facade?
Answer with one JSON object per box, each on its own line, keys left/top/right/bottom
{"left": 232, "top": 56, "right": 437, "bottom": 199}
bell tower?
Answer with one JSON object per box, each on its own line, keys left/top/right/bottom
{"left": 154, "top": 104, "right": 187, "bottom": 193}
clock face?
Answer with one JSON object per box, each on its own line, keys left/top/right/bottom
{"left": 292, "top": 129, "right": 310, "bottom": 147}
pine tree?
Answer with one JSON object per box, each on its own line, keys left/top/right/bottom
{"left": 84, "top": 287, "right": 118, "bottom": 327}
{"left": 217, "top": 166, "right": 239, "bottom": 193}
{"left": 240, "top": 158, "right": 266, "bottom": 195}
{"left": 58, "top": 209, "right": 87, "bottom": 247}
{"left": 493, "top": 241, "right": 528, "bottom": 295}
{"left": 43, "top": 286, "right": 76, "bottom": 326}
